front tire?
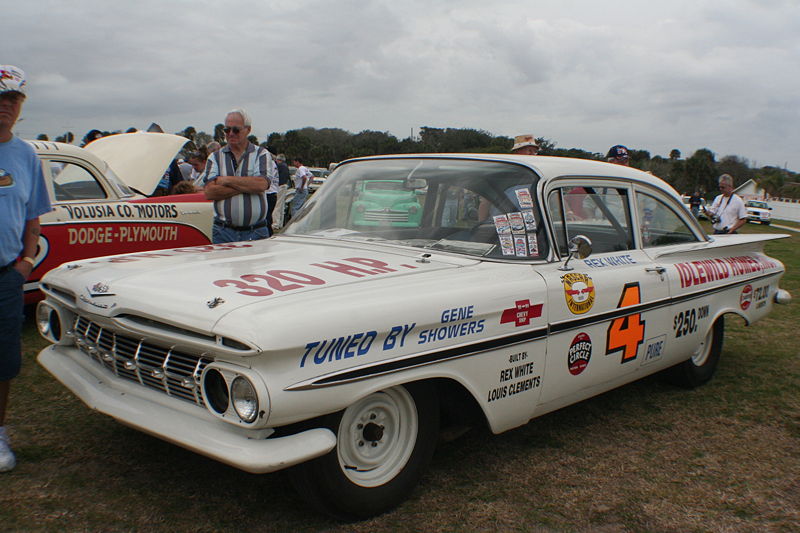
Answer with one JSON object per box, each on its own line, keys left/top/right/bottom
{"left": 665, "top": 316, "right": 724, "bottom": 388}
{"left": 289, "top": 382, "right": 439, "bottom": 520}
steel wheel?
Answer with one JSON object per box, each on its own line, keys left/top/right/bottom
{"left": 665, "top": 316, "right": 724, "bottom": 388}
{"left": 690, "top": 325, "right": 715, "bottom": 367}
{"left": 288, "top": 382, "right": 439, "bottom": 520}
{"left": 337, "top": 387, "right": 418, "bottom": 487}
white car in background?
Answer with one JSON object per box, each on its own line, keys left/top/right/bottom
{"left": 745, "top": 200, "right": 772, "bottom": 225}
{"left": 36, "top": 154, "right": 790, "bottom": 519}
{"left": 308, "top": 167, "right": 331, "bottom": 192}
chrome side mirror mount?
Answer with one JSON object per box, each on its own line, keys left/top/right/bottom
{"left": 558, "top": 235, "right": 593, "bottom": 271}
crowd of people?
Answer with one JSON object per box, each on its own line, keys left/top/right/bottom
{"left": 0, "top": 66, "right": 749, "bottom": 474}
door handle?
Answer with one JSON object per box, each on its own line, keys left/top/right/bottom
{"left": 645, "top": 266, "right": 666, "bottom": 281}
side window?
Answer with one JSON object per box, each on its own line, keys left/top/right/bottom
{"left": 636, "top": 192, "right": 699, "bottom": 247}
{"left": 550, "top": 186, "right": 633, "bottom": 254}
{"left": 50, "top": 161, "right": 107, "bottom": 201}
{"left": 547, "top": 188, "right": 568, "bottom": 257}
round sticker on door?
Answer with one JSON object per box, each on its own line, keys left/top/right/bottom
{"left": 568, "top": 332, "right": 592, "bottom": 375}
{"left": 740, "top": 284, "right": 753, "bottom": 310}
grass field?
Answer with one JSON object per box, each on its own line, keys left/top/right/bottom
{"left": 2, "top": 222, "right": 798, "bottom": 532}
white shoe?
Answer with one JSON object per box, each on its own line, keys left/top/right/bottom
{"left": 0, "top": 427, "right": 16, "bottom": 472}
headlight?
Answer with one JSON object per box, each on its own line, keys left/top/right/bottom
{"left": 36, "top": 301, "right": 73, "bottom": 344}
{"left": 203, "top": 369, "right": 229, "bottom": 415}
{"left": 231, "top": 376, "right": 258, "bottom": 423}
{"left": 201, "top": 364, "right": 270, "bottom": 427}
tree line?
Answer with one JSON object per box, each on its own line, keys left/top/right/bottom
{"left": 42, "top": 126, "right": 799, "bottom": 200}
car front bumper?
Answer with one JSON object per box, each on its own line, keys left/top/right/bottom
{"left": 38, "top": 345, "right": 337, "bottom": 474}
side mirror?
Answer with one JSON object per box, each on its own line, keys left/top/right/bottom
{"left": 559, "top": 235, "right": 593, "bottom": 271}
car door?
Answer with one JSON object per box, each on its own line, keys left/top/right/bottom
{"left": 632, "top": 186, "right": 712, "bottom": 365}
{"left": 535, "top": 180, "right": 674, "bottom": 412}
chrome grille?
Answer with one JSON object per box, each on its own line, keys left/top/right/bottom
{"left": 72, "top": 315, "right": 212, "bottom": 407}
{"left": 362, "top": 210, "right": 410, "bottom": 222}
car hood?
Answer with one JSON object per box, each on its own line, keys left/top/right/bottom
{"left": 84, "top": 132, "right": 188, "bottom": 195}
{"left": 43, "top": 236, "right": 476, "bottom": 343}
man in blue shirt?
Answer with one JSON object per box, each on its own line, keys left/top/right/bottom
{"left": 0, "top": 66, "right": 52, "bottom": 472}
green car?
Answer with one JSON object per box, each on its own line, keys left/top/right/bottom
{"left": 350, "top": 180, "right": 423, "bottom": 227}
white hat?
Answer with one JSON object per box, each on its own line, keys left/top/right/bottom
{"left": 0, "top": 65, "right": 26, "bottom": 95}
{"left": 512, "top": 134, "right": 538, "bottom": 152}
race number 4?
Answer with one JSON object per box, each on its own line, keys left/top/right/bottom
{"left": 606, "top": 282, "right": 645, "bottom": 363}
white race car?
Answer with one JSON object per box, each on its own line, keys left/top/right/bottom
{"left": 36, "top": 154, "right": 791, "bottom": 519}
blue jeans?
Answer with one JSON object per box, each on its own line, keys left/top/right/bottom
{"left": 0, "top": 267, "right": 25, "bottom": 381}
{"left": 212, "top": 224, "right": 270, "bottom": 244}
{"left": 291, "top": 188, "right": 309, "bottom": 216}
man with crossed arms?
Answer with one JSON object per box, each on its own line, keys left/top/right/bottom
{"left": 204, "top": 108, "right": 278, "bottom": 243}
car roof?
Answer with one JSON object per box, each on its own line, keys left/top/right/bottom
{"left": 29, "top": 140, "right": 109, "bottom": 171}
{"left": 340, "top": 153, "right": 681, "bottom": 198}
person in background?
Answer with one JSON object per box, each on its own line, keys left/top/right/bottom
{"left": 0, "top": 65, "right": 53, "bottom": 472}
{"left": 689, "top": 190, "right": 703, "bottom": 218}
{"left": 177, "top": 159, "right": 193, "bottom": 181}
{"left": 203, "top": 108, "right": 276, "bottom": 243}
{"left": 291, "top": 157, "right": 312, "bottom": 216}
{"left": 152, "top": 158, "right": 184, "bottom": 196}
{"left": 82, "top": 129, "right": 103, "bottom": 146}
{"left": 170, "top": 181, "right": 197, "bottom": 195}
{"left": 606, "top": 145, "right": 630, "bottom": 166}
{"left": 188, "top": 148, "right": 209, "bottom": 188}
{"left": 510, "top": 134, "right": 540, "bottom": 155}
{"left": 272, "top": 154, "right": 290, "bottom": 230}
{"left": 705, "top": 174, "right": 747, "bottom": 235}
{"left": 206, "top": 141, "right": 221, "bottom": 154}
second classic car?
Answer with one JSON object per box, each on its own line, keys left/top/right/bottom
{"left": 36, "top": 154, "right": 790, "bottom": 519}
{"left": 27, "top": 133, "right": 213, "bottom": 303}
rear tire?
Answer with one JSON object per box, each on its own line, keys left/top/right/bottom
{"left": 288, "top": 382, "right": 439, "bottom": 520}
{"left": 665, "top": 316, "right": 724, "bottom": 388}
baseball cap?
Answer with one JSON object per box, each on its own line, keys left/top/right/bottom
{"left": 0, "top": 65, "right": 26, "bottom": 95}
{"left": 606, "top": 145, "right": 629, "bottom": 159}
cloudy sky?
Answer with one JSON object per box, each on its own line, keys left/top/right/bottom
{"left": 8, "top": 0, "right": 800, "bottom": 169}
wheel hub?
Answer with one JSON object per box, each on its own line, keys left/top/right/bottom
{"left": 362, "top": 421, "right": 384, "bottom": 442}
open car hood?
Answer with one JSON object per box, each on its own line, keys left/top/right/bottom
{"left": 84, "top": 132, "right": 188, "bottom": 195}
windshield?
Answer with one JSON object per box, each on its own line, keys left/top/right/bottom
{"left": 284, "top": 158, "right": 547, "bottom": 260}
{"left": 104, "top": 165, "right": 135, "bottom": 198}
{"left": 747, "top": 201, "right": 768, "bottom": 208}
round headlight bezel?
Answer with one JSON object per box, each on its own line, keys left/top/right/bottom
{"left": 200, "top": 363, "right": 270, "bottom": 427}
{"left": 36, "top": 301, "right": 72, "bottom": 344}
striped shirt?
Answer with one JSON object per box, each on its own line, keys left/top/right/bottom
{"left": 204, "top": 143, "right": 278, "bottom": 226}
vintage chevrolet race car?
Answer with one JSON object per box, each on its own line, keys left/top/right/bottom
{"left": 26, "top": 132, "right": 213, "bottom": 303}
{"left": 36, "top": 154, "right": 791, "bottom": 519}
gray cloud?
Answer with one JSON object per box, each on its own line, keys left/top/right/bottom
{"left": 7, "top": 0, "right": 800, "bottom": 169}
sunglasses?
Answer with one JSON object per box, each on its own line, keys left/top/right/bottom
{"left": 223, "top": 126, "right": 246, "bottom": 134}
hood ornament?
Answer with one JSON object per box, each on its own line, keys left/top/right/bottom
{"left": 86, "top": 282, "right": 115, "bottom": 297}
{"left": 207, "top": 297, "right": 225, "bottom": 309}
